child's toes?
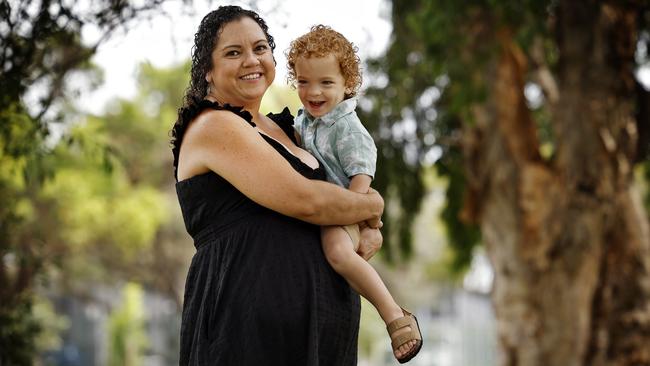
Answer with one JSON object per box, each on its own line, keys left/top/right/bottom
{"left": 407, "top": 340, "right": 418, "bottom": 353}
{"left": 394, "top": 347, "right": 403, "bottom": 358}
{"left": 396, "top": 344, "right": 410, "bottom": 358}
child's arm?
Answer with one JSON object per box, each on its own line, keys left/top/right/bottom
{"left": 293, "top": 128, "right": 302, "bottom": 146}
{"left": 349, "top": 174, "right": 382, "bottom": 257}
{"left": 349, "top": 174, "right": 372, "bottom": 194}
{"left": 349, "top": 174, "right": 373, "bottom": 229}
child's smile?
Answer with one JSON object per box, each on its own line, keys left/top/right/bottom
{"left": 295, "top": 54, "right": 348, "bottom": 118}
{"left": 307, "top": 100, "right": 327, "bottom": 112}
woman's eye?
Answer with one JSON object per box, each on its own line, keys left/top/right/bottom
{"left": 255, "top": 45, "right": 268, "bottom": 52}
{"left": 225, "top": 50, "right": 240, "bottom": 57}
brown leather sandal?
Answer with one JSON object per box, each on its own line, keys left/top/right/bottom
{"left": 387, "top": 308, "right": 423, "bottom": 364}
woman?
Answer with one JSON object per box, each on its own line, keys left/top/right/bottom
{"left": 170, "top": 6, "right": 384, "bottom": 365}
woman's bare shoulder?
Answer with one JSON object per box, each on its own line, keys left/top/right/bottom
{"left": 191, "top": 108, "right": 247, "bottom": 129}
{"left": 178, "top": 109, "right": 258, "bottom": 179}
{"left": 185, "top": 109, "right": 255, "bottom": 142}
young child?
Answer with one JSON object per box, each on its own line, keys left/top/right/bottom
{"left": 286, "top": 25, "right": 423, "bottom": 363}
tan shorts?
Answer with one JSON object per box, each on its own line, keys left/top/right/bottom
{"left": 342, "top": 224, "right": 360, "bottom": 252}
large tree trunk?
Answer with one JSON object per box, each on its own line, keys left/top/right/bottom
{"left": 463, "top": 1, "right": 650, "bottom": 365}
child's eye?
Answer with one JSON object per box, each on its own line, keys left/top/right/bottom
{"left": 322, "top": 80, "right": 334, "bottom": 85}
{"left": 297, "top": 80, "right": 307, "bottom": 85}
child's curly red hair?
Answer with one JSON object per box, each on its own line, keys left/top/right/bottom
{"left": 286, "top": 25, "right": 362, "bottom": 98}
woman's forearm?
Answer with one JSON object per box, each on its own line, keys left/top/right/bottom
{"left": 296, "top": 180, "right": 383, "bottom": 226}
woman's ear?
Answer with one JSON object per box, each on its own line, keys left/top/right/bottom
{"left": 205, "top": 72, "right": 212, "bottom": 84}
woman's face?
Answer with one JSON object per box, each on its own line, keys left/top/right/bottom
{"left": 206, "top": 17, "right": 275, "bottom": 108}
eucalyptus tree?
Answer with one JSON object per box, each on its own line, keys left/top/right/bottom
{"left": 361, "top": 1, "right": 650, "bottom": 364}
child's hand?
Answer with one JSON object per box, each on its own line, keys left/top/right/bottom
{"left": 357, "top": 226, "right": 383, "bottom": 261}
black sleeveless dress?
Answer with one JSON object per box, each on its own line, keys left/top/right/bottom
{"left": 175, "top": 101, "right": 361, "bottom": 366}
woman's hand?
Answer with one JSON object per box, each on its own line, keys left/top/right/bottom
{"left": 356, "top": 226, "right": 383, "bottom": 261}
{"left": 364, "top": 188, "right": 384, "bottom": 228}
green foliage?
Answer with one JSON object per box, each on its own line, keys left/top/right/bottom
{"left": 0, "top": 104, "right": 52, "bottom": 366}
{"left": 0, "top": 1, "right": 192, "bottom": 362}
{"left": 32, "top": 295, "right": 70, "bottom": 354}
{"left": 101, "top": 61, "right": 191, "bottom": 185}
{"left": 360, "top": 0, "right": 554, "bottom": 268}
{"left": 41, "top": 61, "right": 194, "bottom": 290}
{"left": 0, "top": 296, "right": 41, "bottom": 365}
{"left": 108, "top": 283, "right": 149, "bottom": 366}
{"left": 42, "top": 167, "right": 168, "bottom": 256}
{"left": 0, "top": 293, "right": 66, "bottom": 365}
{"left": 642, "top": 162, "right": 650, "bottom": 213}
{"left": 368, "top": 0, "right": 650, "bottom": 273}
{"left": 436, "top": 150, "right": 481, "bottom": 275}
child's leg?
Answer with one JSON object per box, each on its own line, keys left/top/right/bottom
{"left": 342, "top": 224, "right": 360, "bottom": 252}
{"left": 321, "top": 226, "right": 403, "bottom": 324}
{"left": 321, "top": 226, "right": 418, "bottom": 358}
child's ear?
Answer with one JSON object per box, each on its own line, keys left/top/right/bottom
{"left": 345, "top": 87, "right": 353, "bottom": 95}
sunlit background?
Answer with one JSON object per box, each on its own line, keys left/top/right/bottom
{"left": 3, "top": 0, "right": 650, "bottom": 365}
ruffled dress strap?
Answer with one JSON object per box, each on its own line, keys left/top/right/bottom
{"left": 266, "top": 107, "right": 298, "bottom": 145}
{"left": 181, "top": 99, "right": 257, "bottom": 127}
{"left": 173, "top": 100, "right": 257, "bottom": 180}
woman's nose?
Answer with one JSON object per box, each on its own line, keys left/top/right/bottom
{"left": 243, "top": 51, "right": 261, "bottom": 67}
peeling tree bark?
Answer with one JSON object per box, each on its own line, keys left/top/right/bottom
{"left": 462, "top": 1, "right": 650, "bottom": 365}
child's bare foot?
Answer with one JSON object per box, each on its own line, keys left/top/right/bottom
{"left": 386, "top": 308, "right": 423, "bottom": 363}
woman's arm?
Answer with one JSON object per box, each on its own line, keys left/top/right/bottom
{"left": 178, "top": 110, "right": 383, "bottom": 225}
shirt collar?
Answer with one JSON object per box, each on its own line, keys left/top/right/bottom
{"left": 299, "top": 98, "right": 357, "bottom": 127}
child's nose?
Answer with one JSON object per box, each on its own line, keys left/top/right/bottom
{"left": 308, "top": 86, "right": 322, "bottom": 96}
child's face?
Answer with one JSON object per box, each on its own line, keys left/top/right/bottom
{"left": 295, "top": 54, "right": 349, "bottom": 118}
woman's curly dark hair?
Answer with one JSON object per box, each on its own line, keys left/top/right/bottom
{"left": 170, "top": 5, "right": 275, "bottom": 179}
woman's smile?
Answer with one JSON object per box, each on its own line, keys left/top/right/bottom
{"left": 240, "top": 72, "right": 262, "bottom": 80}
